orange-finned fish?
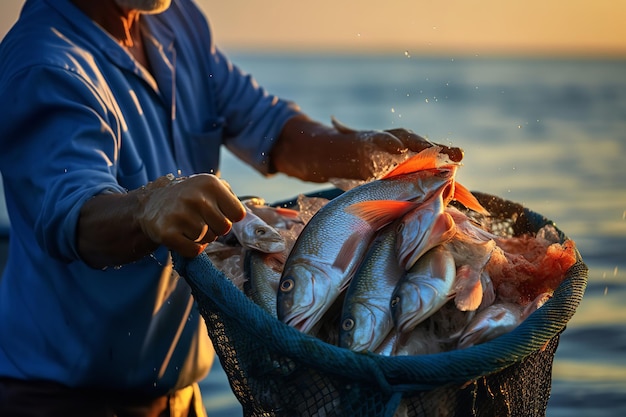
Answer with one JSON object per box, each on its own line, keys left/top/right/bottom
{"left": 277, "top": 147, "right": 457, "bottom": 333}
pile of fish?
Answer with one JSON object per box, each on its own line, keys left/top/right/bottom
{"left": 205, "top": 146, "right": 578, "bottom": 355}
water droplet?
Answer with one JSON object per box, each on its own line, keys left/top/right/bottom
{"left": 614, "top": 266, "right": 619, "bottom": 277}
{"left": 390, "top": 108, "right": 395, "bottom": 113}
{"left": 604, "top": 286, "right": 608, "bottom": 296}
{"left": 425, "top": 98, "right": 429, "bottom": 103}
{"left": 404, "top": 50, "right": 411, "bottom": 58}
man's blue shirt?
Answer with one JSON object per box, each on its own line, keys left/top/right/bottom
{"left": 0, "top": 0, "right": 300, "bottom": 394}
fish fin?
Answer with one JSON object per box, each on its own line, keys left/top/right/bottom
{"left": 345, "top": 200, "right": 417, "bottom": 228}
{"left": 433, "top": 212, "right": 457, "bottom": 243}
{"left": 332, "top": 233, "right": 362, "bottom": 274}
{"left": 273, "top": 207, "right": 301, "bottom": 218}
{"left": 453, "top": 183, "right": 490, "bottom": 216}
{"left": 381, "top": 146, "right": 444, "bottom": 179}
{"left": 454, "top": 265, "right": 484, "bottom": 312}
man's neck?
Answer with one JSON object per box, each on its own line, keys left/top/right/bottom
{"left": 71, "top": 0, "right": 142, "bottom": 47}
{"left": 71, "top": 0, "right": 151, "bottom": 71}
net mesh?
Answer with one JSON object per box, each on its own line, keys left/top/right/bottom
{"left": 173, "top": 191, "right": 588, "bottom": 417}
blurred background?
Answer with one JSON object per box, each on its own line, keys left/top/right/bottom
{"left": 1, "top": 1, "right": 625, "bottom": 416}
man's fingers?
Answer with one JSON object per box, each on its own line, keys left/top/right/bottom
{"left": 383, "top": 128, "right": 464, "bottom": 162}
{"left": 367, "top": 131, "right": 406, "bottom": 154}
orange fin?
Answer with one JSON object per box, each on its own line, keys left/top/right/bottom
{"left": 274, "top": 207, "right": 301, "bottom": 218}
{"left": 345, "top": 200, "right": 417, "bottom": 228}
{"left": 453, "top": 183, "right": 490, "bottom": 216}
{"left": 381, "top": 146, "right": 444, "bottom": 179}
{"left": 454, "top": 265, "right": 484, "bottom": 311}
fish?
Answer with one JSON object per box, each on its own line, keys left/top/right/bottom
{"left": 245, "top": 199, "right": 306, "bottom": 232}
{"left": 243, "top": 250, "right": 285, "bottom": 318}
{"left": 447, "top": 236, "right": 498, "bottom": 312}
{"left": 277, "top": 147, "right": 459, "bottom": 333}
{"left": 390, "top": 245, "right": 457, "bottom": 333}
{"left": 394, "top": 190, "right": 457, "bottom": 270}
{"left": 344, "top": 175, "right": 489, "bottom": 272}
{"left": 338, "top": 224, "right": 405, "bottom": 352}
{"left": 231, "top": 204, "right": 287, "bottom": 254}
{"left": 456, "top": 292, "right": 552, "bottom": 349}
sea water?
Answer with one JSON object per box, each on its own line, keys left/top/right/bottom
{"left": 202, "top": 53, "right": 626, "bottom": 417}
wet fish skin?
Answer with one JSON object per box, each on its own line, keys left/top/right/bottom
{"left": 231, "top": 205, "right": 286, "bottom": 254}
{"left": 278, "top": 149, "right": 458, "bottom": 333}
{"left": 339, "top": 225, "right": 405, "bottom": 352}
{"left": 391, "top": 245, "right": 457, "bottom": 333}
{"left": 244, "top": 250, "right": 285, "bottom": 318}
{"left": 395, "top": 190, "right": 457, "bottom": 271}
{"left": 456, "top": 292, "right": 551, "bottom": 349}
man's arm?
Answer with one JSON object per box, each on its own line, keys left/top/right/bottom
{"left": 77, "top": 174, "right": 246, "bottom": 269}
{"left": 270, "top": 115, "right": 463, "bottom": 183}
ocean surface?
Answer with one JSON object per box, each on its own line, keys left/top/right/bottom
{"left": 201, "top": 54, "right": 626, "bottom": 417}
{"left": 1, "top": 53, "right": 625, "bottom": 416}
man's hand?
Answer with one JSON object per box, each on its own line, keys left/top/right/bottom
{"left": 332, "top": 117, "right": 463, "bottom": 163}
{"left": 78, "top": 174, "right": 246, "bottom": 269}
{"left": 270, "top": 115, "right": 463, "bottom": 184}
{"left": 135, "top": 174, "right": 246, "bottom": 258}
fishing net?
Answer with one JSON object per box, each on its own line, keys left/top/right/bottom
{"left": 173, "top": 191, "right": 588, "bottom": 417}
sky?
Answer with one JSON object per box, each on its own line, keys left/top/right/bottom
{"left": 0, "top": 0, "right": 625, "bottom": 56}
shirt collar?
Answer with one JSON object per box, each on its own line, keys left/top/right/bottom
{"left": 43, "top": 0, "right": 175, "bottom": 94}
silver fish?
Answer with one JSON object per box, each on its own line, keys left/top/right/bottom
{"left": 246, "top": 200, "right": 306, "bottom": 232}
{"left": 339, "top": 225, "right": 404, "bottom": 352}
{"left": 395, "top": 189, "right": 457, "bottom": 270}
{"left": 456, "top": 292, "right": 551, "bottom": 349}
{"left": 278, "top": 147, "right": 458, "bottom": 333}
{"left": 244, "top": 250, "right": 285, "bottom": 318}
{"left": 231, "top": 205, "right": 286, "bottom": 254}
{"left": 390, "top": 245, "right": 457, "bottom": 333}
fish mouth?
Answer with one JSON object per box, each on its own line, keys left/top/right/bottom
{"left": 277, "top": 264, "right": 335, "bottom": 334}
{"left": 282, "top": 302, "right": 326, "bottom": 334}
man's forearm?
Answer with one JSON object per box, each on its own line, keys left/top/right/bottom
{"left": 270, "top": 115, "right": 374, "bottom": 183}
{"left": 77, "top": 190, "right": 158, "bottom": 270}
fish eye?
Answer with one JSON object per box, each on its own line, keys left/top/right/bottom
{"left": 279, "top": 278, "right": 294, "bottom": 293}
{"left": 255, "top": 228, "right": 267, "bottom": 236}
{"left": 390, "top": 296, "right": 399, "bottom": 308}
{"left": 341, "top": 318, "right": 354, "bottom": 331}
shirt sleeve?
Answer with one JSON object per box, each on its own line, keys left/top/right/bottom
{"left": 0, "top": 65, "right": 125, "bottom": 263}
{"left": 209, "top": 46, "right": 303, "bottom": 175}
{"left": 173, "top": 0, "right": 303, "bottom": 175}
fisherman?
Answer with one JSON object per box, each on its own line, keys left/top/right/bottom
{"left": 0, "top": 0, "right": 458, "bottom": 415}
